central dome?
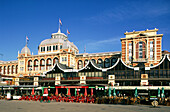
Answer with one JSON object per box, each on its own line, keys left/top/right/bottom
{"left": 40, "top": 28, "right": 68, "bottom": 46}
{"left": 38, "top": 28, "right": 79, "bottom": 54}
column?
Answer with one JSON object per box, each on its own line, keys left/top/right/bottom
{"left": 125, "top": 40, "right": 128, "bottom": 62}
{"left": 146, "top": 38, "right": 148, "bottom": 59}
{"left": 154, "top": 38, "right": 157, "bottom": 62}
{"left": 133, "top": 40, "right": 136, "bottom": 60}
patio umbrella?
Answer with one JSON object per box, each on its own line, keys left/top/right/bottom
{"left": 77, "top": 89, "right": 79, "bottom": 96}
{"left": 162, "top": 87, "right": 165, "bottom": 98}
{"left": 158, "top": 87, "right": 160, "bottom": 97}
{"left": 113, "top": 88, "right": 116, "bottom": 96}
{"left": 75, "top": 89, "right": 77, "bottom": 96}
{"left": 31, "top": 88, "right": 35, "bottom": 95}
{"left": 108, "top": 87, "right": 111, "bottom": 97}
{"left": 67, "top": 88, "right": 71, "bottom": 96}
{"left": 55, "top": 88, "right": 58, "bottom": 96}
{"left": 91, "top": 88, "right": 93, "bottom": 96}
{"left": 84, "top": 88, "right": 87, "bottom": 96}
{"left": 44, "top": 88, "right": 48, "bottom": 94}
{"left": 66, "top": 88, "right": 68, "bottom": 95}
{"left": 135, "top": 87, "right": 138, "bottom": 98}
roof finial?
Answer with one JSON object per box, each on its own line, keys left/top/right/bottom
{"left": 58, "top": 28, "right": 61, "bottom": 33}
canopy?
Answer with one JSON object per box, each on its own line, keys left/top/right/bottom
{"left": 84, "top": 88, "right": 87, "bottom": 96}
{"left": 44, "top": 88, "right": 48, "bottom": 94}
{"left": 162, "top": 87, "right": 165, "bottom": 98}
{"left": 55, "top": 88, "right": 58, "bottom": 96}
{"left": 134, "top": 87, "right": 138, "bottom": 98}
{"left": 91, "top": 88, "right": 93, "bottom": 96}
{"left": 113, "top": 88, "right": 116, "bottom": 96}
{"left": 67, "top": 88, "right": 71, "bottom": 96}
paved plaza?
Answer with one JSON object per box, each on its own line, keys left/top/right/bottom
{"left": 0, "top": 100, "right": 170, "bottom": 112}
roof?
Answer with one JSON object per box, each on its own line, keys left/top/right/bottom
{"left": 21, "top": 46, "right": 31, "bottom": 55}
{"left": 39, "top": 28, "right": 78, "bottom": 50}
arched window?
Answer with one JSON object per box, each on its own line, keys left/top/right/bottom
{"left": 15, "top": 65, "right": 18, "bottom": 74}
{"left": 78, "top": 60, "right": 83, "bottom": 69}
{"left": 7, "top": 66, "right": 10, "bottom": 74}
{"left": 4, "top": 66, "right": 6, "bottom": 74}
{"left": 91, "top": 59, "right": 96, "bottom": 63}
{"left": 53, "top": 57, "right": 59, "bottom": 65}
{"left": 111, "top": 58, "right": 117, "bottom": 66}
{"left": 136, "top": 41, "right": 146, "bottom": 59}
{"left": 28, "top": 60, "right": 32, "bottom": 71}
{"left": 97, "top": 59, "right": 103, "bottom": 68}
{"left": 40, "top": 59, "right": 45, "bottom": 70}
{"left": 34, "top": 59, "right": 39, "bottom": 71}
{"left": 46, "top": 58, "right": 52, "bottom": 70}
{"left": 11, "top": 65, "right": 15, "bottom": 74}
{"left": 84, "top": 59, "right": 88, "bottom": 66}
{"left": 104, "top": 58, "right": 110, "bottom": 68}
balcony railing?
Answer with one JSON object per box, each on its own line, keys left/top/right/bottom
{"left": 133, "top": 58, "right": 148, "bottom": 62}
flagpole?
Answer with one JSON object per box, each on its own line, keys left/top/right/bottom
{"left": 26, "top": 36, "right": 27, "bottom": 46}
{"left": 59, "top": 19, "right": 60, "bottom": 30}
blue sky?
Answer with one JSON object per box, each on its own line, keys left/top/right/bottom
{"left": 0, "top": 0, "right": 170, "bottom": 61}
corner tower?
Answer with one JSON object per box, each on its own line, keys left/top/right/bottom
{"left": 121, "top": 28, "right": 163, "bottom": 67}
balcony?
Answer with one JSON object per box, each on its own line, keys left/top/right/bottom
{"left": 133, "top": 58, "right": 148, "bottom": 63}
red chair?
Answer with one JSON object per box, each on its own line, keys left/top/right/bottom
{"left": 59, "top": 97, "right": 64, "bottom": 102}
{"left": 79, "top": 97, "right": 85, "bottom": 103}
{"left": 33, "top": 95, "right": 38, "bottom": 101}
{"left": 69, "top": 96, "right": 75, "bottom": 102}
{"left": 56, "top": 96, "right": 59, "bottom": 102}
{"left": 76, "top": 96, "right": 80, "bottom": 103}
{"left": 64, "top": 97, "right": 70, "bottom": 102}
{"left": 26, "top": 96, "right": 31, "bottom": 101}
{"left": 19, "top": 96, "right": 25, "bottom": 100}
{"left": 86, "top": 97, "right": 94, "bottom": 103}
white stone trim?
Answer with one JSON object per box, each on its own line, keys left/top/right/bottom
{"left": 77, "top": 60, "right": 90, "bottom": 72}
{"left": 167, "top": 54, "right": 170, "bottom": 61}
{"left": 104, "top": 58, "right": 120, "bottom": 71}
{"left": 120, "top": 58, "right": 134, "bottom": 69}
{"left": 149, "top": 54, "right": 167, "bottom": 69}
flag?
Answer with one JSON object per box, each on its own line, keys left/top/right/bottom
{"left": 26, "top": 36, "right": 29, "bottom": 41}
{"left": 67, "top": 29, "right": 70, "bottom": 35}
{"left": 59, "top": 18, "right": 62, "bottom": 26}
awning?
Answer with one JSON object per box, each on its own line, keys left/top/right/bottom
{"left": 55, "top": 86, "right": 88, "bottom": 88}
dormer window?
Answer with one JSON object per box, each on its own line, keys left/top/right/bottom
{"left": 41, "top": 47, "right": 45, "bottom": 52}
{"left": 47, "top": 46, "right": 51, "bottom": 51}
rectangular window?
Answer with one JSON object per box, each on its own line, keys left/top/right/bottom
{"left": 56, "top": 45, "right": 58, "bottom": 50}
{"left": 47, "top": 46, "right": 51, "bottom": 51}
{"left": 20, "top": 67, "right": 24, "bottom": 71}
{"left": 150, "top": 55, "right": 153, "bottom": 60}
{"left": 41, "top": 47, "right": 45, "bottom": 52}
{"left": 53, "top": 46, "right": 55, "bottom": 50}
{"left": 62, "top": 57, "right": 67, "bottom": 62}
{"left": 20, "top": 61, "right": 24, "bottom": 65}
{"left": 150, "top": 41, "right": 153, "bottom": 60}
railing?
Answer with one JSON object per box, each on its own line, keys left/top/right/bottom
{"left": 133, "top": 58, "right": 147, "bottom": 62}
